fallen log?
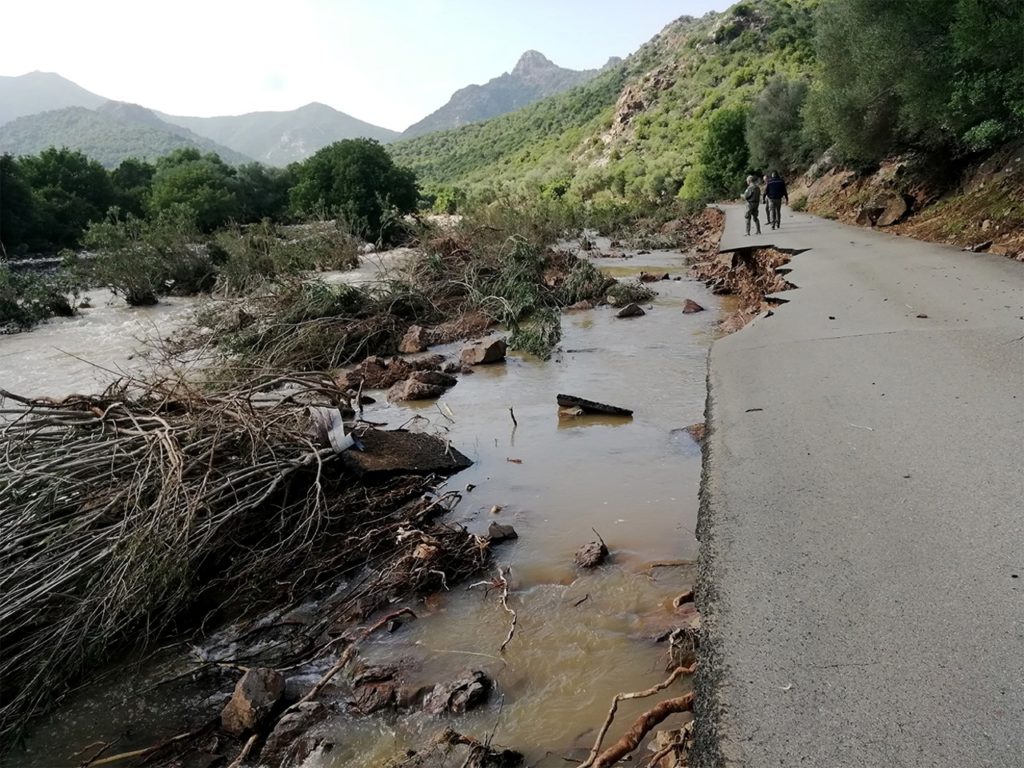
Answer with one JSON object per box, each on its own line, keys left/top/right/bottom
{"left": 556, "top": 394, "right": 633, "bottom": 417}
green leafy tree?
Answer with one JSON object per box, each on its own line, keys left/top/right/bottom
{"left": 681, "top": 106, "right": 750, "bottom": 204}
{"left": 811, "top": 0, "right": 1024, "bottom": 162}
{"left": 111, "top": 158, "right": 155, "bottom": 218}
{"left": 0, "top": 155, "right": 39, "bottom": 255}
{"left": 149, "top": 149, "right": 239, "bottom": 231}
{"left": 234, "top": 163, "right": 292, "bottom": 223}
{"left": 290, "top": 139, "right": 418, "bottom": 241}
{"left": 18, "top": 147, "right": 116, "bottom": 249}
{"left": 746, "top": 77, "right": 811, "bottom": 175}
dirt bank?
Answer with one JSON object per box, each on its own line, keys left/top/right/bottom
{"left": 689, "top": 247, "right": 795, "bottom": 333}
{"left": 794, "top": 140, "right": 1024, "bottom": 260}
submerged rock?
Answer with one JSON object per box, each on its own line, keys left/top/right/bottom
{"left": 422, "top": 670, "right": 492, "bottom": 715}
{"left": 460, "top": 337, "right": 507, "bottom": 365}
{"left": 682, "top": 299, "right": 705, "bottom": 314}
{"left": 221, "top": 667, "right": 284, "bottom": 735}
{"left": 487, "top": 522, "right": 519, "bottom": 543}
{"left": 260, "top": 701, "right": 329, "bottom": 766}
{"left": 616, "top": 302, "right": 646, "bottom": 318}
{"left": 575, "top": 539, "right": 609, "bottom": 569}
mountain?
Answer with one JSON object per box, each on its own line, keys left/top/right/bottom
{"left": 389, "top": 0, "right": 817, "bottom": 199}
{"left": 0, "top": 102, "right": 252, "bottom": 167}
{"left": 401, "top": 51, "right": 621, "bottom": 138}
{"left": 160, "top": 102, "right": 401, "bottom": 166}
{"left": 0, "top": 71, "right": 107, "bottom": 126}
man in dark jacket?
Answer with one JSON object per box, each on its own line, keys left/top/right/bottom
{"left": 764, "top": 171, "right": 788, "bottom": 229}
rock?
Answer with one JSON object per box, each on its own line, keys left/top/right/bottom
{"left": 684, "top": 423, "right": 706, "bottom": 443}
{"left": 681, "top": 299, "right": 705, "bottom": 314}
{"left": 399, "top": 325, "right": 430, "bottom": 354}
{"left": 981, "top": 219, "right": 993, "bottom": 232}
{"left": 565, "top": 300, "right": 594, "bottom": 311}
{"left": 260, "top": 701, "right": 328, "bottom": 767}
{"left": 422, "top": 671, "right": 492, "bottom": 715}
{"left": 440, "top": 359, "right": 461, "bottom": 374}
{"left": 387, "top": 370, "right": 458, "bottom": 402}
{"left": 221, "top": 667, "right": 285, "bottom": 735}
{"left": 340, "top": 429, "right": 472, "bottom": 480}
{"left": 556, "top": 394, "right": 633, "bottom": 417}
{"left": 616, "top": 303, "right": 646, "bottom": 318}
{"left": 855, "top": 206, "right": 883, "bottom": 226}
{"left": 648, "top": 729, "right": 685, "bottom": 768}
{"left": 396, "top": 684, "right": 433, "bottom": 709}
{"left": 460, "top": 337, "right": 507, "bottom": 365}
{"left": 660, "top": 218, "right": 685, "bottom": 235}
{"left": 351, "top": 681, "right": 398, "bottom": 714}
{"left": 875, "top": 194, "right": 909, "bottom": 227}
{"left": 345, "top": 354, "right": 445, "bottom": 389}
{"left": 965, "top": 240, "right": 993, "bottom": 253}
{"left": 639, "top": 272, "right": 661, "bottom": 283}
{"left": 487, "top": 522, "right": 519, "bottom": 543}
{"left": 575, "top": 539, "right": 609, "bottom": 569}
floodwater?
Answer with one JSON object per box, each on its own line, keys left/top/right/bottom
{"left": 6, "top": 245, "right": 721, "bottom": 766}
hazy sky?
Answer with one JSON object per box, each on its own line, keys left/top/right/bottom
{"left": 1, "top": 1, "right": 732, "bottom": 130}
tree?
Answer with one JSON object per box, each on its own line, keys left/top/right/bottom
{"left": 111, "top": 158, "right": 155, "bottom": 218}
{"left": 18, "top": 147, "right": 116, "bottom": 249}
{"left": 681, "top": 106, "right": 750, "bottom": 204}
{"left": 149, "top": 149, "right": 239, "bottom": 231}
{"left": 0, "top": 155, "right": 39, "bottom": 255}
{"left": 746, "top": 77, "right": 811, "bottom": 176}
{"left": 290, "top": 139, "right": 418, "bottom": 241}
{"left": 234, "top": 163, "right": 292, "bottom": 223}
{"left": 810, "top": 0, "right": 1024, "bottom": 162}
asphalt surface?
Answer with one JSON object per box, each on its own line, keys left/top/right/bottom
{"left": 694, "top": 204, "right": 1024, "bottom": 767}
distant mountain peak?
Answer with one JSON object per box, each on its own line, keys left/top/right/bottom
{"left": 512, "top": 50, "right": 557, "bottom": 76}
{"left": 401, "top": 49, "right": 612, "bottom": 138}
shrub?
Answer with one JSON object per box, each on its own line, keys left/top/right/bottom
{"left": 0, "top": 265, "right": 76, "bottom": 331}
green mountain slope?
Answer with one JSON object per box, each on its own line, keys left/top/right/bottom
{"left": 0, "top": 71, "right": 107, "bottom": 126}
{"left": 161, "top": 102, "right": 400, "bottom": 166}
{"left": 0, "top": 104, "right": 252, "bottom": 167}
{"left": 402, "top": 50, "right": 619, "bottom": 138}
{"left": 390, "top": 0, "right": 817, "bottom": 201}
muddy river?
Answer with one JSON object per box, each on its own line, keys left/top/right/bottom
{"left": 4, "top": 244, "right": 720, "bottom": 766}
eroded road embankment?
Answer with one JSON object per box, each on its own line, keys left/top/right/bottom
{"left": 693, "top": 204, "right": 1024, "bottom": 767}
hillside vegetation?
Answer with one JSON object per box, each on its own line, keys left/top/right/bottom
{"left": 391, "top": 0, "right": 1022, "bottom": 224}
{"left": 391, "top": 0, "right": 817, "bottom": 203}
{"left": 0, "top": 104, "right": 251, "bottom": 168}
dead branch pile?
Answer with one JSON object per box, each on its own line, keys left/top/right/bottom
{"left": 0, "top": 375, "right": 488, "bottom": 744}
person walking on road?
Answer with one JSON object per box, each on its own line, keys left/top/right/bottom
{"left": 763, "top": 174, "right": 771, "bottom": 223}
{"left": 743, "top": 175, "right": 762, "bottom": 236}
{"left": 765, "top": 171, "right": 789, "bottom": 229}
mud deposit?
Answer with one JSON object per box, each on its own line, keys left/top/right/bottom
{"left": 7, "top": 245, "right": 722, "bottom": 766}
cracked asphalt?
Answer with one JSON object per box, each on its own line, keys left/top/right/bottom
{"left": 694, "top": 204, "right": 1024, "bottom": 767}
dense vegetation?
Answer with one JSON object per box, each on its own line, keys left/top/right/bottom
{"left": 391, "top": 0, "right": 1022, "bottom": 207}
{"left": 0, "top": 139, "right": 417, "bottom": 329}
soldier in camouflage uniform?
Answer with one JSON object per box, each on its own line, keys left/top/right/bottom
{"left": 743, "top": 175, "right": 762, "bottom": 236}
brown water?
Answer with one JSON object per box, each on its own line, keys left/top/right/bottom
{"left": 7, "top": 246, "right": 720, "bottom": 766}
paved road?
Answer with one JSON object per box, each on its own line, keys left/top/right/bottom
{"left": 694, "top": 205, "right": 1024, "bottom": 767}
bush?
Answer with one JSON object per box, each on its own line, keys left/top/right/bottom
{"left": 789, "top": 194, "right": 807, "bottom": 212}
{"left": 80, "top": 209, "right": 208, "bottom": 305}
{"left": 0, "top": 264, "right": 76, "bottom": 332}
{"left": 746, "top": 77, "right": 812, "bottom": 175}
{"left": 682, "top": 106, "right": 751, "bottom": 204}
{"left": 212, "top": 221, "right": 360, "bottom": 296}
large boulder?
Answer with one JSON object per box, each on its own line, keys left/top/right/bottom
{"left": 460, "top": 337, "right": 507, "bottom": 365}
{"left": 341, "top": 429, "right": 472, "bottom": 480}
{"left": 399, "top": 325, "right": 430, "bottom": 354}
{"left": 875, "top": 194, "right": 910, "bottom": 227}
{"left": 221, "top": 667, "right": 285, "bottom": 735}
{"left": 259, "top": 702, "right": 329, "bottom": 768}
{"left": 387, "top": 370, "right": 457, "bottom": 402}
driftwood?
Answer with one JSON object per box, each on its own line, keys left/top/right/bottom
{"left": 556, "top": 394, "right": 633, "bottom": 417}
{"left": 579, "top": 664, "right": 696, "bottom": 768}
